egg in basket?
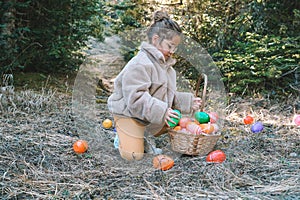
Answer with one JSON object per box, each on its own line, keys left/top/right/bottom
{"left": 168, "top": 74, "right": 222, "bottom": 156}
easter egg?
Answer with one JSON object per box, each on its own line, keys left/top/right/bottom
{"left": 168, "top": 109, "right": 182, "bottom": 128}
{"left": 186, "top": 123, "right": 202, "bottom": 134}
{"left": 73, "top": 140, "right": 88, "bottom": 154}
{"left": 243, "top": 115, "right": 254, "bottom": 125}
{"left": 192, "top": 118, "right": 200, "bottom": 125}
{"left": 208, "top": 112, "right": 219, "bottom": 123}
{"left": 178, "top": 117, "right": 192, "bottom": 128}
{"left": 173, "top": 126, "right": 182, "bottom": 131}
{"left": 194, "top": 111, "right": 210, "bottom": 124}
{"left": 251, "top": 121, "right": 264, "bottom": 133}
{"left": 206, "top": 150, "right": 226, "bottom": 163}
{"left": 199, "top": 123, "right": 214, "bottom": 134}
{"left": 153, "top": 155, "right": 174, "bottom": 171}
{"left": 293, "top": 114, "right": 300, "bottom": 126}
{"left": 102, "top": 119, "right": 113, "bottom": 129}
{"left": 212, "top": 123, "right": 219, "bottom": 133}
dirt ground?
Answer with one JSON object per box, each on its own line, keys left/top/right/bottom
{"left": 1, "top": 37, "right": 299, "bottom": 199}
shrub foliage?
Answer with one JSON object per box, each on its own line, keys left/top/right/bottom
{"left": 1, "top": 0, "right": 299, "bottom": 95}
{"left": 0, "top": 0, "right": 104, "bottom": 73}
{"left": 104, "top": 0, "right": 299, "bottom": 95}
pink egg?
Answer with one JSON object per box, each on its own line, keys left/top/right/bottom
{"left": 293, "top": 115, "right": 300, "bottom": 126}
{"left": 208, "top": 112, "right": 219, "bottom": 123}
{"left": 212, "top": 123, "right": 219, "bottom": 133}
{"left": 186, "top": 123, "right": 202, "bottom": 135}
{"left": 179, "top": 117, "right": 192, "bottom": 128}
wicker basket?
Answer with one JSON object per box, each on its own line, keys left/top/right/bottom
{"left": 168, "top": 74, "right": 221, "bottom": 156}
{"left": 168, "top": 129, "right": 221, "bottom": 156}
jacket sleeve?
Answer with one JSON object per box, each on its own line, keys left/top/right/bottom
{"left": 122, "top": 62, "right": 168, "bottom": 125}
{"left": 173, "top": 91, "right": 194, "bottom": 114}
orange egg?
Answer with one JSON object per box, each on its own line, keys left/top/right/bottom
{"left": 206, "top": 150, "right": 226, "bottom": 163}
{"left": 73, "top": 140, "right": 88, "bottom": 154}
{"left": 173, "top": 126, "right": 182, "bottom": 131}
{"left": 199, "top": 123, "right": 214, "bottom": 134}
{"left": 243, "top": 115, "right": 254, "bottom": 125}
{"left": 153, "top": 155, "right": 174, "bottom": 171}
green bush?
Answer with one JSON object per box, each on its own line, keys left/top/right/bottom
{"left": 214, "top": 33, "right": 299, "bottom": 95}
{"left": 0, "top": 0, "right": 105, "bottom": 73}
{"left": 2, "top": 0, "right": 298, "bottom": 96}
{"left": 172, "top": 0, "right": 299, "bottom": 95}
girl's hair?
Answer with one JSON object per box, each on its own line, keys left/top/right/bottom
{"left": 147, "top": 11, "right": 182, "bottom": 43}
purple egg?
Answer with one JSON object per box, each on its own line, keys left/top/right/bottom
{"left": 251, "top": 121, "right": 264, "bottom": 133}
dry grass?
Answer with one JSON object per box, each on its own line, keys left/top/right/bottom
{"left": 0, "top": 87, "right": 299, "bottom": 200}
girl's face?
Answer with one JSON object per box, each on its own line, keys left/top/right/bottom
{"left": 152, "top": 35, "right": 181, "bottom": 60}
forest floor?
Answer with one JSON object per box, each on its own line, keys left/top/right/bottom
{"left": 0, "top": 37, "right": 299, "bottom": 199}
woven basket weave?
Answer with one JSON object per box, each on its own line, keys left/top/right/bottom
{"left": 169, "top": 129, "right": 220, "bottom": 156}
{"left": 168, "top": 74, "right": 221, "bottom": 156}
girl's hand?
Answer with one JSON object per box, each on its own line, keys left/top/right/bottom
{"left": 164, "top": 108, "right": 180, "bottom": 127}
{"left": 192, "top": 97, "right": 202, "bottom": 111}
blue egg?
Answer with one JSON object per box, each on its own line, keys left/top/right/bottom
{"left": 251, "top": 121, "right": 264, "bottom": 133}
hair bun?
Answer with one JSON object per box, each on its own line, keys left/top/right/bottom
{"left": 153, "top": 11, "right": 170, "bottom": 22}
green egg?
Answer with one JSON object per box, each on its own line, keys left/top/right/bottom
{"left": 194, "top": 111, "right": 210, "bottom": 124}
{"left": 168, "top": 109, "right": 182, "bottom": 128}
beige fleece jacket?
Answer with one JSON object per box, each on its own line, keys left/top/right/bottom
{"left": 108, "top": 42, "right": 193, "bottom": 128}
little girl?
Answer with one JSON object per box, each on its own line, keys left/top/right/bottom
{"left": 108, "top": 11, "right": 201, "bottom": 161}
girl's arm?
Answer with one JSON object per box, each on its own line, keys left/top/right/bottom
{"left": 173, "top": 91, "right": 194, "bottom": 114}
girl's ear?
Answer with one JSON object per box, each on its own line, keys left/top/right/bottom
{"left": 151, "top": 34, "right": 160, "bottom": 45}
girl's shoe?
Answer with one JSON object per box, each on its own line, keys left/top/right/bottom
{"left": 144, "top": 136, "right": 162, "bottom": 155}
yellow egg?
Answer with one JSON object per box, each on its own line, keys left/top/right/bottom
{"left": 102, "top": 119, "right": 113, "bottom": 129}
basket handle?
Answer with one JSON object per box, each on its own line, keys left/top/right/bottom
{"left": 193, "top": 73, "right": 207, "bottom": 113}
{"left": 189, "top": 74, "right": 207, "bottom": 152}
